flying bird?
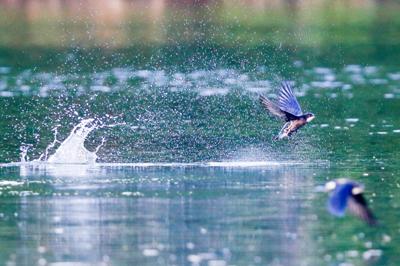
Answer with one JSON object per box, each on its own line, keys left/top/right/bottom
{"left": 325, "top": 178, "right": 377, "bottom": 226}
{"left": 259, "top": 81, "right": 314, "bottom": 140}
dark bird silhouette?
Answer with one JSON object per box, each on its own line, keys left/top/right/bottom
{"left": 325, "top": 178, "right": 377, "bottom": 226}
{"left": 259, "top": 81, "right": 314, "bottom": 139}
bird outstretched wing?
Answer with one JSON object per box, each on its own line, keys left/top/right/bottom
{"left": 259, "top": 95, "right": 286, "bottom": 120}
{"left": 278, "top": 81, "right": 303, "bottom": 117}
{"left": 348, "top": 193, "right": 377, "bottom": 226}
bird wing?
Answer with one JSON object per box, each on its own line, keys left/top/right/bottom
{"left": 259, "top": 95, "right": 287, "bottom": 120}
{"left": 278, "top": 81, "right": 303, "bottom": 117}
{"left": 348, "top": 193, "right": 377, "bottom": 226}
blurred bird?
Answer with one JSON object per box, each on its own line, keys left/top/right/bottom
{"left": 325, "top": 178, "right": 377, "bottom": 226}
{"left": 259, "top": 81, "right": 314, "bottom": 140}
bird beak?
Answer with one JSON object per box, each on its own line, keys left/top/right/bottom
{"left": 352, "top": 186, "right": 364, "bottom": 195}
{"left": 306, "top": 116, "right": 315, "bottom": 123}
{"left": 325, "top": 181, "right": 336, "bottom": 192}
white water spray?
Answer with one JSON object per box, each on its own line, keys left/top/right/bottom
{"left": 38, "top": 125, "right": 61, "bottom": 161}
{"left": 17, "top": 118, "right": 127, "bottom": 165}
{"left": 47, "top": 119, "right": 100, "bottom": 164}
{"left": 20, "top": 144, "right": 32, "bottom": 163}
{"left": 13, "top": 118, "right": 315, "bottom": 169}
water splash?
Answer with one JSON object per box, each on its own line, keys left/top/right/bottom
{"left": 47, "top": 119, "right": 100, "bottom": 164}
{"left": 16, "top": 117, "right": 126, "bottom": 165}
{"left": 19, "top": 144, "right": 32, "bottom": 163}
{"left": 14, "top": 117, "right": 315, "bottom": 167}
{"left": 38, "top": 125, "right": 61, "bottom": 161}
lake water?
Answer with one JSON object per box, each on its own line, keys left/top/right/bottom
{"left": 0, "top": 1, "right": 400, "bottom": 265}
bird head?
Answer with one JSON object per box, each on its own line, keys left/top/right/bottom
{"left": 305, "top": 113, "right": 315, "bottom": 123}
{"left": 325, "top": 178, "right": 364, "bottom": 194}
{"left": 324, "top": 178, "right": 349, "bottom": 192}
{"left": 351, "top": 184, "right": 364, "bottom": 195}
{"left": 324, "top": 180, "right": 337, "bottom": 192}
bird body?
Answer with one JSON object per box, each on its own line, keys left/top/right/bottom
{"left": 259, "top": 81, "right": 314, "bottom": 139}
{"left": 276, "top": 119, "right": 307, "bottom": 140}
{"left": 325, "top": 179, "right": 377, "bottom": 226}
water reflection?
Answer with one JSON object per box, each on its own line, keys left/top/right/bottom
{"left": 1, "top": 165, "right": 319, "bottom": 265}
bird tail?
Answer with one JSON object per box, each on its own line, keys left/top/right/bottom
{"left": 365, "top": 209, "right": 378, "bottom": 227}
